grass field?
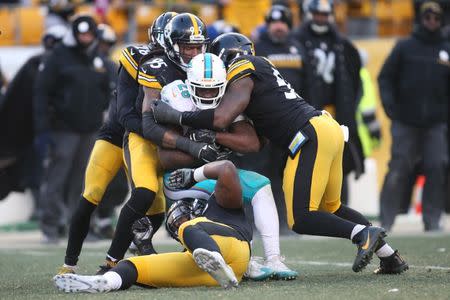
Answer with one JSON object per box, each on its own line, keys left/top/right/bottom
{"left": 1, "top": 234, "right": 450, "bottom": 300}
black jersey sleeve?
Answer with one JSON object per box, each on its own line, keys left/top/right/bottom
{"left": 116, "top": 66, "right": 142, "bottom": 134}
{"left": 226, "top": 56, "right": 257, "bottom": 84}
{"left": 137, "top": 57, "right": 167, "bottom": 90}
{"left": 118, "top": 45, "right": 152, "bottom": 80}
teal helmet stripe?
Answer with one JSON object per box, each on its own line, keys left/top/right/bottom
{"left": 204, "top": 53, "right": 213, "bottom": 79}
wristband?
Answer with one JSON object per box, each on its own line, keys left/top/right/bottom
{"left": 193, "top": 166, "right": 208, "bottom": 182}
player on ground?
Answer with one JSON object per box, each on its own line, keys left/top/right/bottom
{"left": 152, "top": 53, "right": 297, "bottom": 280}
{"left": 152, "top": 33, "right": 408, "bottom": 274}
{"left": 54, "top": 160, "right": 252, "bottom": 292}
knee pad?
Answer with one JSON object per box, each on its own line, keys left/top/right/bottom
{"left": 126, "top": 188, "right": 156, "bottom": 216}
{"left": 115, "top": 260, "right": 138, "bottom": 290}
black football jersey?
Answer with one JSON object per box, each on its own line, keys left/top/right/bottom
{"left": 204, "top": 194, "right": 253, "bottom": 243}
{"left": 226, "top": 55, "right": 320, "bottom": 149}
{"left": 136, "top": 55, "right": 186, "bottom": 115}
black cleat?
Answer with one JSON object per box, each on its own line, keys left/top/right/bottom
{"left": 352, "top": 226, "right": 386, "bottom": 272}
{"left": 374, "top": 250, "right": 409, "bottom": 275}
{"left": 95, "top": 259, "right": 117, "bottom": 275}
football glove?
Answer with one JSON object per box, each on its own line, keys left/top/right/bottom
{"left": 131, "top": 217, "right": 155, "bottom": 255}
{"left": 188, "top": 129, "right": 216, "bottom": 144}
{"left": 168, "top": 168, "right": 196, "bottom": 189}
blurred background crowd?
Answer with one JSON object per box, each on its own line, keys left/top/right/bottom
{"left": 0, "top": 0, "right": 449, "bottom": 242}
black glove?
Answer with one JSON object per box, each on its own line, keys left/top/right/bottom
{"left": 176, "top": 137, "right": 219, "bottom": 163}
{"left": 168, "top": 168, "right": 196, "bottom": 189}
{"left": 188, "top": 129, "right": 216, "bottom": 144}
{"left": 152, "top": 100, "right": 182, "bottom": 125}
{"left": 131, "top": 217, "right": 156, "bottom": 255}
{"left": 198, "top": 144, "right": 223, "bottom": 163}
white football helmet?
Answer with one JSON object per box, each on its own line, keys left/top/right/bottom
{"left": 185, "top": 53, "right": 227, "bottom": 110}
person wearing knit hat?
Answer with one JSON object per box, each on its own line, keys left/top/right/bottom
{"left": 378, "top": 0, "right": 450, "bottom": 233}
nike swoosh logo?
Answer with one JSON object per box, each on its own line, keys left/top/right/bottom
{"left": 362, "top": 234, "right": 370, "bottom": 250}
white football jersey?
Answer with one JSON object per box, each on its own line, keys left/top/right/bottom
{"left": 160, "top": 80, "right": 196, "bottom": 112}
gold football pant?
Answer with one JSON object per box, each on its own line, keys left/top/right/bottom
{"left": 126, "top": 217, "right": 250, "bottom": 287}
{"left": 123, "top": 132, "right": 165, "bottom": 215}
{"left": 82, "top": 139, "right": 124, "bottom": 205}
{"left": 283, "top": 113, "right": 344, "bottom": 229}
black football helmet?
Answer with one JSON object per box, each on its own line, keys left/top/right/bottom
{"left": 209, "top": 33, "right": 255, "bottom": 67}
{"left": 148, "top": 11, "right": 178, "bottom": 49}
{"left": 163, "top": 13, "right": 209, "bottom": 71}
{"left": 165, "top": 200, "right": 193, "bottom": 242}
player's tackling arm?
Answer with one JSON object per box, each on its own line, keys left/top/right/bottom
{"left": 141, "top": 86, "right": 179, "bottom": 149}
{"left": 181, "top": 76, "right": 254, "bottom": 130}
{"left": 215, "top": 120, "right": 261, "bottom": 153}
{"left": 152, "top": 76, "right": 254, "bottom": 131}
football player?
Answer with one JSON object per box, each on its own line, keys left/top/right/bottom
{"left": 98, "top": 13, "right": 216, "bottom": 274}
{"left": 154, "top": 53, "right": 297, "bottom": 280}
{"left": 53, "top": 160, "right": 252, "bottom": 292}
{"left": 152, "top": 33, "right": 409, "bottom": 274}
{"left": 58, "top": 12, "right": 177, "bottom": 275}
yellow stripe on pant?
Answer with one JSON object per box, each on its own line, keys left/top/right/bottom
{"left": 83, "top": 140, "right": 124, "bottom": 205}
{"left": 283, "top": 114, "right": 344, "bottom": 229}
{"left": 127, "top": 218, "right": 250, "bottom": 287}
{"left": 123, "top": 132, "right": 165, "bottom": 215}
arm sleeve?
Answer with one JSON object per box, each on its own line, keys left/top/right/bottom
{"left": 378, "top": 42, "right": 402, "bottom": 119}
{"left": 33, "top": 52, "right": 59, "bottom": 134}
{"left": 142, "top": 110, "right": 168, "bottom": 146}
{"left": 116, "top": 67, "right": 142, "bottom": 135}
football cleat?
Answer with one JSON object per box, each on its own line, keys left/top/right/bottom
{"left": 96, "top": 259, "right": 117, "bottom": 275}
{"left": 57, "top": 265, "right": 76, "bottom": 275}
{"left": 374, "top": 250, "right": 409, "bottom": 275}
{"left": 193, "top": 248, "right": 238, "bottom": 289}
{"left": 265, "top": 256, "right": 298, "bottom": 280}
{"left": 244, "top": 256, "right": 274, "bottom": 281}
{"left": 352, "top": 226, "right": 386, "bottom": 272}
{"left": 53, "top": 274, "right": 113, "bottom": 293}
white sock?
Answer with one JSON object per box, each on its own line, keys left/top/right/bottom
{"left": 350, "top": 224, "right": 366, "bottom": 241}
{"left": 106, "top": 254, "right": 118, "bottom": 262}
{"left": 103, "top": 271, "right": 122, "bottom": 290}
{"left": 376, "top": 243, "right": 395, "bottom": 258}
{"left": 63, "top": 264, "right": 76, "bottom": 269}
{"left": 251, "top": 184, "right": 280, "bottom": 259}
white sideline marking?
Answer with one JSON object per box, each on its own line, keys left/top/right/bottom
{"left": 16, "top": 250, "right": 450, "bottom": 271}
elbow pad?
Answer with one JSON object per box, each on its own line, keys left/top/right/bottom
{"left": 142, "top": 111, "right": 166, "bottom": 147}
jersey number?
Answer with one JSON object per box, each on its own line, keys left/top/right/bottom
{"left": 272, "top": 68, "right": 299, "bottom": 100}
{"left": 149, "top": 58, "right": 168, "bottom": 69}
{"left": 313, "top": 49, "right": 335, "bottom": 84}
{"left": 177, "top": 83, "right": 190, "bottom": 98}
{"left": 134, "top": 45, "right": 150, "bottom": 56}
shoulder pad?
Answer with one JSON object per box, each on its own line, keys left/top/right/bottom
{"left": 227, "top": 56, "right": 256, "bottom": 83}
{"left": 119, "top": 44, "right": 151, "bottom": 79}
{"left": 138, "top": 56, "right": 172, "bottom": 89}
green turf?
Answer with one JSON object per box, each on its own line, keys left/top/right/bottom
{"left": 1, "top": 234, "right": 449, "bottom": 300}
